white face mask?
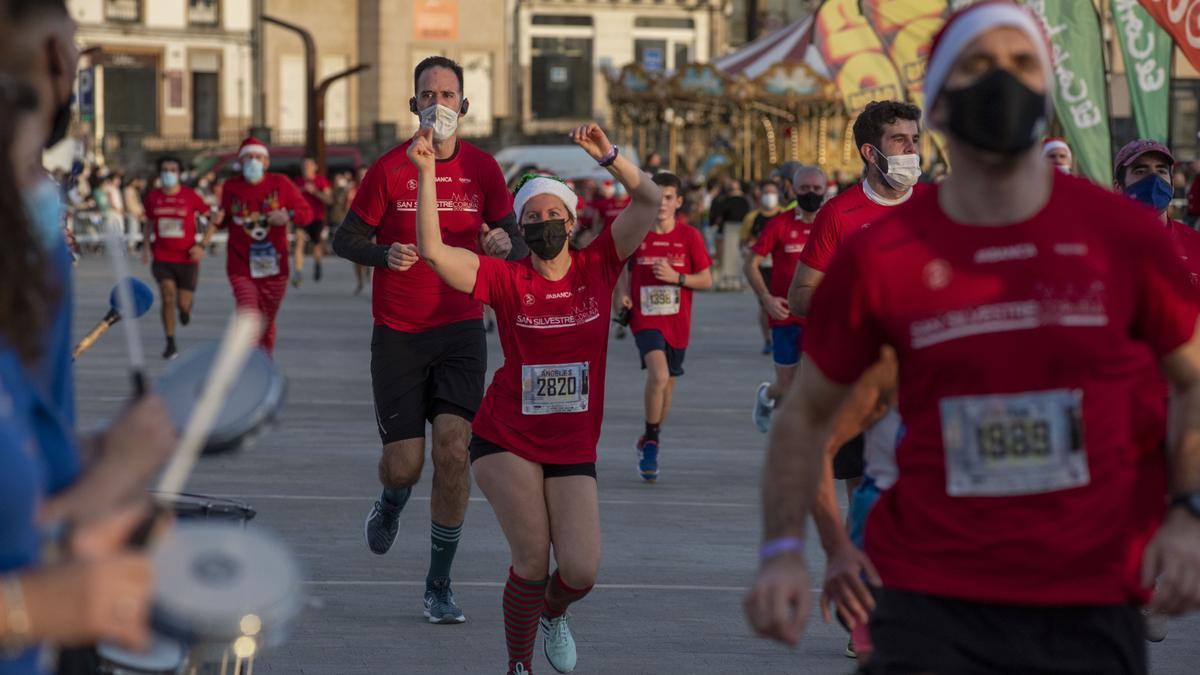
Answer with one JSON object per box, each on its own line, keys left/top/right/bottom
{"left": 1054, "top": 163, "right": 1072, "bottom": 174}
{"left": 419, "top": 103, "right": 460, "bottom": 142}
{"left": 871, "top": 145, "right": 921, "bottom": 190}
{"left": 760, "top": 193, "right": 779, "bottom": 210}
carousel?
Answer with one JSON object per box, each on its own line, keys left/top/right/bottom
{"left": 606, "top": 17, "right": 862, "bottom": 182}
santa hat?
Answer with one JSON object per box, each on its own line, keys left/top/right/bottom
{"left": 238, "top": 136, "right": 269, "bottom": 158}
{"left": 1041, "top": 137, "right": 1071, "bottom": 158}
{"left": 513, "top": 173, "right": 578, "bottom": 222}
{"left": 924, "top": 1, "right": 1054, "bottom": 123}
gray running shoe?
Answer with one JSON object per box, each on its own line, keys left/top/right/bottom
{"left": 363, "top": 499, "right": 400, "bottom": 555}
{"left": 541, "top": 613, "right": 577, "bottom": 673}
{"left": 753, "top": 382, "right": 774, "bottom": 433}
{"left": 424, "top": 577, "right": 466, "bottom": 624}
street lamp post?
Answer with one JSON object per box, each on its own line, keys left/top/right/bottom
{"left": 315, "top": 65, "right": 371, "bottom": 174}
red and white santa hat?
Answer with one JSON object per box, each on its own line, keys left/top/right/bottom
{"left": 923, "top": 1, "right": 1054, "bottom": 123}
{"left": 1041, "top": 137, "right": 1071, "bottom": 158}
{"left": 238, "top": 135, "right": 269, "bottom": 159}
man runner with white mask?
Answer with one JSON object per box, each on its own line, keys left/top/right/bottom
{"left": 332, "top": 55, "right": 526, "bottom": 625}
{"left": 746, "top": 4, "right": 1200, "bottom": 672}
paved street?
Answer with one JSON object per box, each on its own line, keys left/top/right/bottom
{"left": 71, "top": 255, "right": 1200, "bottom": 674}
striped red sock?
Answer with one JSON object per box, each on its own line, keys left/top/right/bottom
{"left": 504, "top": 568, "right": 547, "bottom": 673}
{"left": 542, "top": 569, "right": 593, "bottom": 619}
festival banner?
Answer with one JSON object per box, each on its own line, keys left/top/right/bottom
{"left": 1114, "top": 0, "right": 1173, "bottom": 142}
{"left": 1023, "top": 0, "right": 1113, "bottom": 184}
{"left": 1138, "top": 0, "right": 1200, "bottom": 72}
{"left": 858, "top": 0, "right": 951, "bottom": 110}
{"left": 812, "top": 0, "right": 906, "bottom": 114}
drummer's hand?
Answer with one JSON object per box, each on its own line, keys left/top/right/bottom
{"left": 67, "top": 500, "right": 170, "bottom": 561}
{"left": 21, "top": 555, "right": 153, "bottom": 650}
{"left": 40, "top": 396, "right": 176, "bottom": 525}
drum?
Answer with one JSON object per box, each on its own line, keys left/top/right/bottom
{"left": 150, "top": 492, "right": 256, "bottom": 524}
{"left": 151, "top": 522, "right": 302, "bottom": 664}
{"left": 154, "top": 343, "right": 285, "bottom": 455}
{"left": 96, "top": 635, "right": 187, "bottom": 674}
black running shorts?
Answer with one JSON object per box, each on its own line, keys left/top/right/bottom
{"left": 370, "top": 320, "right": 485, "bottom": 444}
{"left": 302, "top": 220, "right": 326, "bottom": 242}
{"left": 862, "top": 588, "right": 1145, "bottom": 675}
{"left": 634, "top": 329, "right": 686, "bottom": 377}
{"left": 151, "top": 261, "right": 199, "bottom": 292}
{"left": 833, "top": 433, "right": 865, "bottom": 480}
{"left": 468, "top": 435, "right": 596, "bottom": 479}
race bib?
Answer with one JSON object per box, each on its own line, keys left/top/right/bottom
{"left": 521, "top": 362, "right": 590, "bottom": 415}
{"left": 939, "top": 389, "right": 1089, "bottom": 497}
{"left": 157, "top": 217, "right": 185, "bottom": 239}
{"left": 640, "top": 285, "right": 681, "bottom": 316}
{"left": 249, "top": 242, "right": 281, "bottom": 279}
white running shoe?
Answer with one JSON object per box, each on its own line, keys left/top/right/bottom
{"left": 752, "top": 382, "right": 774, "bottom": 433}
{"left": 540, "top": 614, "right": 577, "bottom": 673}
{"left": 1143, "top": 607, "right": 1168, "bottom": 642}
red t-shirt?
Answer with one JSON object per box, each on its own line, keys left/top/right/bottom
{"left": 804, "top": 173, "right": 1200, "bottom": 606}
{"left": 351, "top": 140, "right": 512, "bottom": 333}
{"left": 218, "top": 174, "right": 313, "bottom": 279}
{"left": 293, "top": 174, "right": 331, "bottom": 223}
{"left": 588, "top": 195, "right": 630, "bottom": 232}
{"left": 627, "top": 221, "right": 711, "bottom": 349}
{"left": 470, "top": 228, "right": 627, "bottom": 464}
{"left": 751, "top": 210, "right": 811, "bottom": 327}
{"left": 145, "top": 187, "right": 208, "bottom": 265}
{"left": 798, "top": 182, "right": 932, "bottom": 272}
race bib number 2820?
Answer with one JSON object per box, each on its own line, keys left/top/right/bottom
{"left": 521, "top": 362, "right": 589, "bottom": 415}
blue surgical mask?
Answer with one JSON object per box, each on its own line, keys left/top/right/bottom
{"left": 24, "top": 178, "right": 65, "bottom": 251}
{"left": 242, "top": 158, "right": 264, "bottom": 183}
{"left": 160, "top": 171, "right": 179, "bottom": 189}
{"left": 1124, "top": 174, "right": 1173, "bottom": 213}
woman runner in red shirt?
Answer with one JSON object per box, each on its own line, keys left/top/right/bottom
{"left": 410, "top": 123, "right": 660, "bottom": 675}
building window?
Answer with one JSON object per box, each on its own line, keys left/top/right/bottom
{"left": 532, "top": 14, "right": 593, "bottom": 26}
{"left": 1171, "top": 79, "right": 1200, "bottom": 160}
{"left": 531, "top": 37, "right": 592, "bottom": 120}
{"left": 634, "top": 17, "right": 695, "bottom": 29}
{"left": 189, "top": 0, "right": 219, "bottom": 26}
{"left": 674, "top": 43, "right": 690, "bottom": 70}
{"left": 635, "top": 39, "right": 668, "bottom": 72}
{"left": 105, "top": 0, "right": 141, "bottom": 22}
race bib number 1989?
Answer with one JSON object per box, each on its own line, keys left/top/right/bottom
{"left": 521, "top": 362, "right": 589, "bottom": 415}
{"left": 939, "top": 389, "right": 1089, "bottom": 497}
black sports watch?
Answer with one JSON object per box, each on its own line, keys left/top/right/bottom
{"left": 677, "top": 273, "right": 687, "bottom": 287}
{"left": 1169, "top": 493, "right": 1200, "bottom": 519}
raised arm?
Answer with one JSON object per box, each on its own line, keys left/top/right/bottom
{"left": 569, "top": 123, "right": 660, "bottom": 260}
{"left": 410, "top": 129, "right": 479, "bottom": 294}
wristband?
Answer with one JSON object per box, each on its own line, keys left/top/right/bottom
{"left": 0, "top": 576, "right": 32, "bottom": 653}
{"left": 598, "top": 145, "right": 619, "bottom": 168}
{"left": 678, "top": 273, "right": 687, "bottom": 287}
{"left": 759, "top": 537, "right": 805, "bottom": 563}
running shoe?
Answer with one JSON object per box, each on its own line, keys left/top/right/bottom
{"left": 162, "top": 338, "right": 178, "bottom": 360}
{"left": 1143, "top": 607, "right": 1168, "bottom": 642}
{"left": 363, "top": 498, "right": 400, "bottom": 555}
{"left": 179, "top": 310, "right": 190, "bottom": 326}
{"left": 615, "top": 325, "right": 627, "bottom": 340}
{"left": 424, "top": 577, "right": 466, "bottom": 624}
{"left": 761, "top": 340, "right": 772, "bottom": 355}
{"left": 752, "top": 382, "right": 774, "bottom": 433}
{"left": 541, "top": 614, "right": 577, "bottom": 673}
{"left": 314, "top": 261, "right": 322, "bottom": 282}
{"left": 636, "top": 437, "right": 659, "bottom": 483}
{"left": 843, "top": 637, "right": 856, "bottom": 659}
{"left": 291, "top": 271, "right": 303, "bottom": 288}
{"left": 508, "top": 664, "right": 530, "bottom": 675}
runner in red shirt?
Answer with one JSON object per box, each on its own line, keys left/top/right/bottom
{"left": 330, "top": 56, "right": 526, "bottom": 625}
{"left": 744, "top": 166, "right": 825, "bottom": 433}
{"left": 140, "top": 155, "right": 210, "bottom": 359}
{"left": 613, "top": 172, "right": 712, "bottom": 482}
{"left": 1042, "top": 136, "right": 1073, "bottom": 174}
{"left": 576, "top": 179, "right": 629, "bottom": 249}
{"left": 291, "top": 157, "right": 332, "bottom": 286}
{"left": 198, "top": 136, "right": 313, "bottom": 354}
{"left": 746, "top": 6, "right": 1200, "bottom": 672}
{"left": 411, "top": 122, "right": 659, "bottom": 675}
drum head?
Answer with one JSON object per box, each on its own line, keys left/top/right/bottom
{"left": 149, "top": 491, "right": 256, "bottom": 523}
{"left": 97, "top": 634, "right": 186, "bottom": 673}
{"left": 154, "top": 343, "right": 285, "bottom": 454}
{"left": 152, "top": 522, "right": 301, "bottom": 647}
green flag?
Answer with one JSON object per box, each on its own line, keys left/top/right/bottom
{"left": 1112, "top": 0, "right": 1171, "bottom": 143}
{"left": 1023, "top": 0, "right": 1112, "bottom": 184}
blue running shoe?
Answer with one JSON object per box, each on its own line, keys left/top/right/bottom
{"left": 637, "top": 437, "right": 659, "bottom": 483}
{"left": 424, "top": 577, "right": 466, "bottom": 624}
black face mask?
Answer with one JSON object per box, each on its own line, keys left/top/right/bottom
{"left": 941, "top": 68, "right": 1046, "bottom": 157}
{"left": 796, "top": 192, "right": 824, "bottom": 213}
{"left": 524, "top": 219, "right": 569, "bottom": 260}
{"left": 46, "top": 92, "right": 73, "bottom": 148}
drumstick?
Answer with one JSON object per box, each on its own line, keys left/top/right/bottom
{"left": 102, "top": 222, "right": 148, "bottom": 394}
{"left": 156, "top": 310, "right": 265, "bottom": 496}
